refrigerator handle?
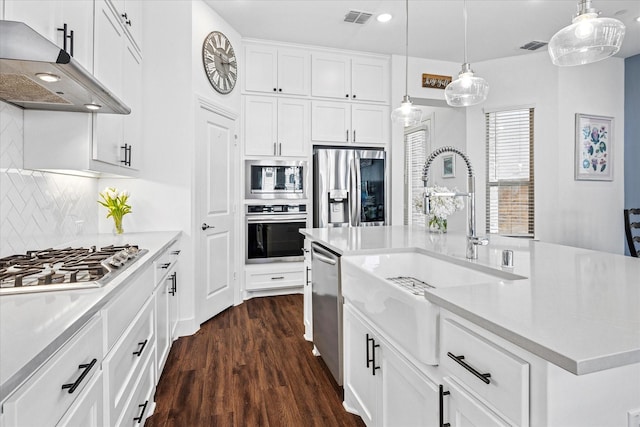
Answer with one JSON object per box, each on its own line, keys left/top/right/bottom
{"left": 350, "top": 157, "right": 361, "bottom": 226}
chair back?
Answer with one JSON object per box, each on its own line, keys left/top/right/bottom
{"left": 624, "top": 209, "right": 640, "bottom": 257}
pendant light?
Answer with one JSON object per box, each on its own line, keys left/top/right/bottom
{"left": 391, "top": 0, "right": 422, "bottom": 127}
{"left": 444, "top": 0, "right": 489, "bottom": 108}
{"left": 548, "top": 0, "right": 625, "bottom": 67}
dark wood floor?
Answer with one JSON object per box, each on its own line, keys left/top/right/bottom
{"left": 145, "top": 294, "right": 365, "bottom": 427}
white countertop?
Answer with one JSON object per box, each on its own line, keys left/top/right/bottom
{"left": 301, "top": 226, "right": 640, "bottom": 375}
{"left": 0, "top": 231, "right": 181, "bottom": 402}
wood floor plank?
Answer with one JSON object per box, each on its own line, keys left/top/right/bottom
{"left": 145, "top": 295, "right": 365, "bottom": 427}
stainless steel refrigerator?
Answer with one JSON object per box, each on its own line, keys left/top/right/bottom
{"left": 313, "top": 147, "right": 387, "bottom": 228}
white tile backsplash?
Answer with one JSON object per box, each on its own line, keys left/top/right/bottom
{"left": 0, "top": 102, "right": 98, "bottom": 257}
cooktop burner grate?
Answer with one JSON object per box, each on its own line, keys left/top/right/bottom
{"left": 0, "top": 245, "right": 147, "bottom": 295}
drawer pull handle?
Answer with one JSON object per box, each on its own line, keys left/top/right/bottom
{"left": 366, "top": 334, "right": 373, "bottom": 368}
{"left": 169, "top": 272, "right": 177, "bottom": 296}
{"left": 439, "top": 384, "right": 451, "bottom": 427}
{"left": 61, "top": 358, "right": 97, "bottom": 394}
{"left": 170, "top": 250, "right": 181, "bottom": 255}
{"left": 161, "top": 263, "right": 171, "bottom": 269}
{"left": 271, "top": 276, "right": 285, "bottom": 280}
{"left": 447, "top": 352, "right": 491, "bottom": 384}
{"left": 133, "top": 339, "right": 148, "bottom": 357}
{"left": 133, "top": 400, "right": 149, "bottom": 424}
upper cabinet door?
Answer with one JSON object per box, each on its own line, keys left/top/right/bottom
{"left": 245, "top": 44, "right": 278, "bottom": 93}
{"left": 278, "top": 98, "right": 309, "bottom": 157}
{"left": 351, "top": 104, "right": 389, "bottom": 145}
{"left": 244, "top": 96, "right": 278, "bottom": 156}
{"left": 311, "top": 100, "right": 351, "bottom": 143}
{"left": 311, "top": 53, "right": 351, "bottom": 100}
{"left": 277, "top": 48, "right": 310, "bottom": 96}
{"left": 4, "top": 0, "right": 94, "bottom": 71}
{"left": 245, "top": 45, "right": 309, "bottom": 96}
{"left": 351, "top": 57, "right": 389, "bottom": 103}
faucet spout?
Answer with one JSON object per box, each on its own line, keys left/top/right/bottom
{"left": 422, "top": 146, "right": 488, "bottom": 259}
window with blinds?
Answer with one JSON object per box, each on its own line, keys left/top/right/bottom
{"left": 485, "top": 108, "right": 534, "bottom": 237}
{"left": 404, "top": 122, "right": 430, "bottom": 227}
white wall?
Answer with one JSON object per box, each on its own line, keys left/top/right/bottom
{"left": 466, "top": 51, "right": 625, "bottom": 254}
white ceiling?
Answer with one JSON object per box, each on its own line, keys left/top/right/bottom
{"left": 205, "top": 0, "right": 640, "bottom": 63}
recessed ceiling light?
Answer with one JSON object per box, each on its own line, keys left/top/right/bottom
{"left": 35, "top": 73, "right": 60, "bottom": 83}
{"left": 377, "top": 13, "right": 392, "bottom": 23}
{"left": 84, "top": 103, "right": 102, "bottom": 111}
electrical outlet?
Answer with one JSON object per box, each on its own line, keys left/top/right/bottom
{"left": 629, "top": 409, "right": 640, "bottom": 427}
{"left": 75, "top": 220, "right": 85, "bottom": 235}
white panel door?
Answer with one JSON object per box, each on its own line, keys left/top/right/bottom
{"left": 351, "top": 104, "right": 389, "bottom": 145}
{"left": 443, "top": 377, "right": 511, "bottom": 427}
{"left": 311, "top": 101, "right": 350, "bottom": 143}
{"left": 196, "top": 103, "right": 237, "bottom": 324}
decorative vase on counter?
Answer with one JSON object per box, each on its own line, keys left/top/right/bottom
{"left": 98, "top": 187, "right": 131, "bottom": 236}
{"left": 112, "top": 215, "right": 124, "bottom": 235}
{"left": 428, "top": 216, "right": 447, "bottom": 233}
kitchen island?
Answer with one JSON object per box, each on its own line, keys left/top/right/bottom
{"left": 301, "top": 225, "right": 640, "bottom": 426}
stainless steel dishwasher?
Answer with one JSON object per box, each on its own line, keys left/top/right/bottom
{"left": 311, "top": 242, "right": 342, "bottom": 386}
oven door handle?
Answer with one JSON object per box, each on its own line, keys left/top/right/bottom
{"left": 246, "top": 215, "right": 307, "bottom": 224}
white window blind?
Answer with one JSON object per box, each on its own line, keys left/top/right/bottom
{"left": 485, "top": 108, "right": 534, "bottom": 237}
{"left": 404, "top": 122, "right": 430, "bottom": 226}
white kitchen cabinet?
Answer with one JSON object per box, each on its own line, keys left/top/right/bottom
{"left": 244, "top": 95, "right": 310, "bottom": 157}
{"left": 343, "top": 303, "right": 439, "bottom": 427}
{"left": 0, "top": 315, "right": 103, "bottom": 427}
{"left": 303, "top": 239, "right": 313, "bottom": 341}
{"left": 154, "top": 241, "right": 181, "bottom": 378}
{"left": 311, "top": 101, "right": 389, "bottom": 146}
{"left": 93, "top": 0, "right": 142, "bottom": 171}
{"left": 114, "top": 346, "right": 155, "bottom": 427}
{"left": 442, "top": 376, "right": 511, "bottom": 427}
{"left": 244, "top": 44, "right": 310, "bottom": 96}
{"left": 4, "top": 0, "right": 94, "bottom": 71}
{"left": 57, "top": 371, "right": 104, "bottom": 427}
{"left": 311, "top": 53, "right": 389, "bottom": 103}
{"left": 244, "top": 262, "right": 304, "bottom": 294}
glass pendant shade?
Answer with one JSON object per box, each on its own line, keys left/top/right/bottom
{"left": 548, "top": 1, "right": 625, "bottom": 66}
{"left": 391, "top": 95, "right": 422, "bottom": 127}
{"left": 444, "top": 63, "right": 489, "bottom": 107}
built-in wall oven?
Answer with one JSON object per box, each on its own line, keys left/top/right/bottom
{"left": 246, "top": 204, "right": 307, "bottom": 264}
{"left": 245, "top": 160, "right": 307, "bottom": 199}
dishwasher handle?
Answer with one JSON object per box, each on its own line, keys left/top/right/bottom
{"left": 311, "top": 244, "right": 338, "bottom": 265}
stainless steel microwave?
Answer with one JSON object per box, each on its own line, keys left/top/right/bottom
{"left": 245, "top": 160, "right": 307, "bottom": 199}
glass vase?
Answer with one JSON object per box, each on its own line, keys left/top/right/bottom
{"left": 112, "top": 215, "right": 124, "bottom": 235}
{"left": 428, "top": 216, "right": 447, "bottom": 233}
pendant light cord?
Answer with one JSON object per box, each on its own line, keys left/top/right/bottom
{"left": 463, "top": 0, "right": 468, "bottom": 64}
{"left": 404, "top": 0, "right": 409, "bottom": 97}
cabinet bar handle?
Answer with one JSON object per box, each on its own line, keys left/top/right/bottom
{"left": 169, "top": 272, "right": 177, "bottom": 295}
{"left": 271, "top": 276, "right": 285, "bottom": 280}
{"left": 346, "top": 130, "right": 349, "bottom": 142}
{"left": 353, "top": 130, "right": 356, "bottom": 142}
{"left": 274, "top": 142, "right": 277, "bottom": 155}
{"left": 305, "top": 267, "right": 311, "bottom": 285}
{"left": 161, "top": 263, "right": 171, "bottom": 269}
{"left": 133, "top": 400, "right": 149, "bottom": 423}
{"left": 170, "top": 250, "right": 181, "bottom": 255}
{"left": 439, "top": 384, "right": 451, "bottom": 427}
{"left": 366, "top": 333, "right": 373, "bottom": 368}
{"left": 61, "top": 358, "right": 97, "bottom": 394}
{"left": 133, "top": 339, "right": 148, "bottom": 357}
{"left": 447, "top": 352, "right": 492, "bottom": 384}
{"left": 57, "top": 23, "right": 68, "bottom": 53}
{"left": 372, "top": 341, "right": 380, "bottom": 375}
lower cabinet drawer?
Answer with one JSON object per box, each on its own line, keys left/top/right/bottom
{"left": 103, "top": 267, "right": 154, "bottom": 351}
{"left": 245, "top": 268, "right": 303, "bottom": 291}
{"left": 115, "top": 348, "right": 156, "bottom": 427}
{"left": 57, "top": 371, "right": 104, "bottom": 427}
{"left": 2, "top": 315, "right": 103, "bottom": 427}
{"left": 441, "top": 319, "right": 529, "bottom": 426}
{"left": 104, "top": 296, "right": 155, "bottom": 425}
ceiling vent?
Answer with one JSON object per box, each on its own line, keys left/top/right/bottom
{"left": 520, "top": 41, "right": 548, "bottom": 51}
{"left": 344, "top": 10, "right": 373, "bottom": 24}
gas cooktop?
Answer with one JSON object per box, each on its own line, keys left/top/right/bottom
{"left": 0, "top": 245, "right": 147, "bottom": 295}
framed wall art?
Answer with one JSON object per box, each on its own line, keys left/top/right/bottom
{"left": 575, "top": 113, "right": 613, "bottom": 181}
{"left": 442, "top": 154, "right": 455, "bottom": 178}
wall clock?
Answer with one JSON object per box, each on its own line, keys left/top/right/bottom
{"left": 202, "top": 31, "right": 237, "bottom": 94}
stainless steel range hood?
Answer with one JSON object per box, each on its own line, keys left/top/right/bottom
{"left": 0, "top": 20, "right": 130, "bottom": 114}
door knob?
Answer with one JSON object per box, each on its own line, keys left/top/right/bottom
{"left": 201, "top": 223, "right": 214, "bottom": 231}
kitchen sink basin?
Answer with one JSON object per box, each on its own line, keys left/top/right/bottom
{"left": 341, "top": 249, "right": 526, "bottom": 367}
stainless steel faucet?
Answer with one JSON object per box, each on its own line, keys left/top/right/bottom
{"left": 422, "top": 146, "right": 488, "bottom": 259}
